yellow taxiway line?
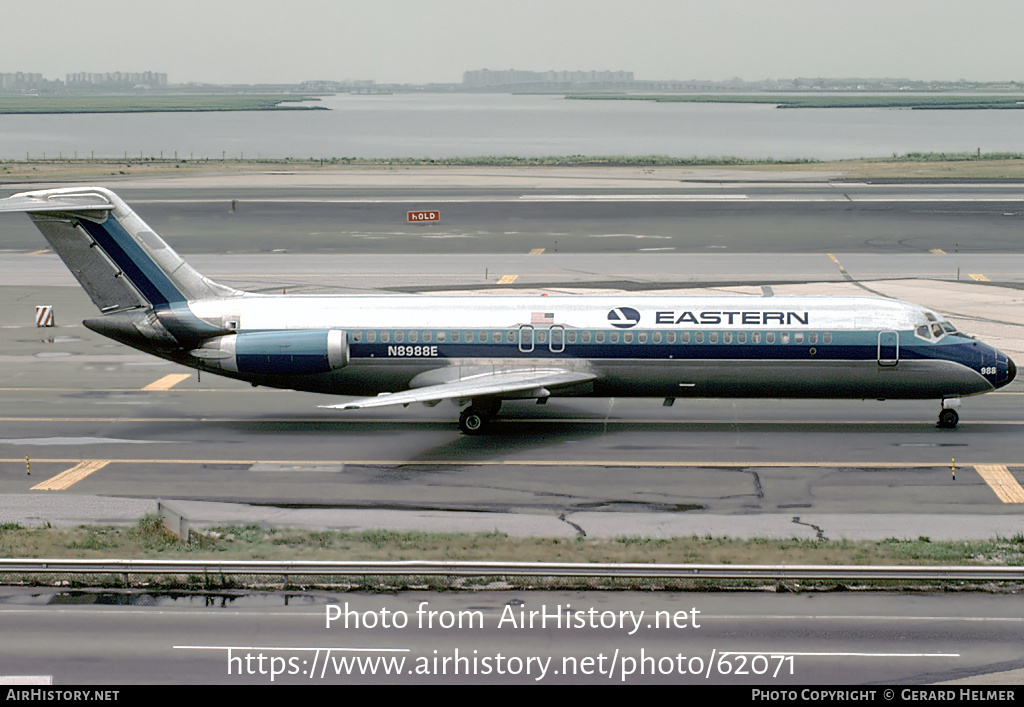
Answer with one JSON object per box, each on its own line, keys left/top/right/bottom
{"left": 973, "top": 464, "right": 1024, "bottom": 503}
{"left": 496, "top": 274, "right": 518, "bottom": 284}
{"left": 30, "top": 460, "right": 110, "bottom": 491}
{"left": 5, "top": 458, "right": 1021, "bottom": 470}
{"left": 141, "top": 374, "right": 192, "bottom": 391}
{"left": 18, "top": 458, "right": 1022, "bottom": 499}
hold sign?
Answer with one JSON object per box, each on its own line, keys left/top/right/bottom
{"left": 407, "top": 210, "right": 440, "bottom": 223}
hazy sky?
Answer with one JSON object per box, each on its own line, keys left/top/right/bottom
{"left": 3, "top": 0, "right": 1022, "bottom": 85}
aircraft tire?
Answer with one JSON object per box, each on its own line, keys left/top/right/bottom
{"left": 937, "top": 408, "right": 959, "bottom": 429}
{"left": 459, "top": 407, "right": 491, "bottom": 435}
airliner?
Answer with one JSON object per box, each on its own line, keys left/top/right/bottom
{"left": 1, "top": 186, "right": 1015, "bottom": 434}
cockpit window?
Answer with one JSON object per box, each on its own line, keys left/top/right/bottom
{"left": 931, "top": 324, "right": 943, "bottom": 338}
{"left": 916, "top": 325, "right": 930, "bottom": 339}
{"left": 925, "top": 312, "right": 937, "bottom": 322}
{"left": 941, "top": 322, "right": 957, "bottom": 333}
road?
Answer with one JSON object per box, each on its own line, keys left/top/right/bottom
{"left": 0, "top": 589, "right": 1021, "bottom": 685}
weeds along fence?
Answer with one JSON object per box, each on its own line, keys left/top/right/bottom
{"left": 0, "top": 560, "right": 1022, "bottom": 591}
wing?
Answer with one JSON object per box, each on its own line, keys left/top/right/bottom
{"left": 320, "top": 367, "right": 597, "bottom": 410}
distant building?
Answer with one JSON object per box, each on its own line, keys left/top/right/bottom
{"left": 0, "top": 72, "right": 45, "bottom": 89}
{"left": 463, "top": 69, "right": 634, "bottom": 90}
{"left": 65, "top": 71, "right": 168, "bottom": 88}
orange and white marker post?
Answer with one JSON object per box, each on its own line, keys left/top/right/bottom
{"left": 34, "top": 305, "right": 54, "bottom": 327}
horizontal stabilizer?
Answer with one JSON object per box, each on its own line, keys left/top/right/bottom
{"left": 0, "top": 191, "right": 114, "bottom": 214}
{"left": 322, "top": 368, "right": 597, "bottom": 410}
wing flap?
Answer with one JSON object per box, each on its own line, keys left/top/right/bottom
{"left": 321, "top": 368, "right": 597, "bottom": 410}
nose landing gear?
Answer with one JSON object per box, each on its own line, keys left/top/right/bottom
{"left": 937, "top": 408, "right": 959, "bottom": 428}
{"left": 937, "top": 398, "right": 960, "bottom": 428}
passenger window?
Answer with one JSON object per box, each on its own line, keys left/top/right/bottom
{"left": 709, "top": 332, "right": 718, "bottom": 343}
{"left": 823, "top": 332, "right": 832, "bottom": 344}
{"left": 596, "top": 332, "right": 605, "bottom": 343}
{"left": 638, "top": 332, "right": 647, "bottom": 343}
{"left": 567, "top": 332, "right": 577, "bottom": 343}
{"left": 537, "top": 331, "right": 547, "bottom": 343}
{"left": 464, "top": 332, "right": 473, "bottom": 343}
{"left": 794, "top": 332, "right": 803, "bottom": 343}
{"left": 653, "top": 332, "right": 662, "bottom": 343}
{"left": 781, "top": 333, "right": 790, "bottom": 344}
{"left": 667, "top": 332, "right": 676, "bottom": 344}
{"left": 436, "top": 331, "right": 445, "bottom": 342}
{"left": 767, "top": 333, "right": 775, "bottom": 344}
{"left": 723, "top": 332, "right": 731, "bottom": 343}
{"left": 738, "top": 332, "right": 746, "bottom": 343}
{"left": 352, "top": 331, "right": 362, "bottom": 342}
{"left": 451, "top": 331, "right": 460, "bottom": 342}
{"left": 492, "top": 332, "right": 501, "bottom": 343}
{"left": 423, "top": 331, "right": 432, "bottom": 343}
{"left": 808, "top": 332, "right": 817, "bottom": 344}
{"left": 381, "top": 331, "right": 390, "bottom": 343}
{"left": 507, "top": 331, "right": 516, "bottom": 343}
{"left": 751, "top": 332, "right": 760, "bottom": 344}
{"left": 395, "top": 331, "right": 404, "bottom": 343}
{"left": 582, "top": 331, "right": 592, "bottom": 343}
{"left": 479, "top": 331, "right": 487, "bottom": 342}
{"left": 367, "top": 331, "right": 376, "bottom": 343}
{"left": 609, "top": 332, "right": 619, "bottom": 343}
{"left": 695, "top": 332, "right": 704, "bottom": 343}
{"left": 408, "top": 331, "right": 418, "bottom": 343}
{"left": 623, "top": 332, "right": 632, "bottom": 343}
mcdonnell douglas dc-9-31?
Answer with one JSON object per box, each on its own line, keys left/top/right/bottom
{"left": 1, "top": 186, "right": 1016, "bottom": 434}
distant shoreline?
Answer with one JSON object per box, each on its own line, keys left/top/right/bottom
{"left": 567, "top": 94, "right": 1024, "bottom": 110}
{"left": 0, "top": 94, "right": 325, "bottom": 114}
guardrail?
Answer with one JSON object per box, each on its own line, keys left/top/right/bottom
{"left": 0, "top": 559, "right": 1021, "bottom": 581}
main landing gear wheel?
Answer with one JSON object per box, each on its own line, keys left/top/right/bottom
{"left": 459, "top": 406, "right": 491, "bottom": 435}
{"left": 937, "top": 408, "right": 959, "bottom": 429}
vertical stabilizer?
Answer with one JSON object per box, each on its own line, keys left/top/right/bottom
{"left": 3, "top": 186, "right": 241, "bottom": 313}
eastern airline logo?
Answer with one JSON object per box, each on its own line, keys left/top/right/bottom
{"left": 607, "top": 307, "right": 641, "bottom": 328}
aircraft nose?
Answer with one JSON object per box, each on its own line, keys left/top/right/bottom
{"left": 1005, "top": 357, "right": 1017, "bottom": 387}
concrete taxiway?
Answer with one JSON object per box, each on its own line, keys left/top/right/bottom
{"left": 0, "top": 174, "right": 1022, "bottom": 539}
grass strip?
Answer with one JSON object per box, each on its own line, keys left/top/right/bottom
{"left": 1, "top": 516, "right": 1022, "bottom": 566}
{"left": 4, "top": 154, "right": 1024, "bottom": 180}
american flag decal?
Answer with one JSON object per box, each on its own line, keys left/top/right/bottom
{"left": 531, "top": 312, "right": 555, "bottom": 324}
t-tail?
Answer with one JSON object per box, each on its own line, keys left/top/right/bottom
{"left": 1, "top": 186, "right": 241, "bottom": 352}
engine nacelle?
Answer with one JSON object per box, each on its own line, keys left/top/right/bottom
{"left": 191, "top": 329, "right": 348, "bottom": 375}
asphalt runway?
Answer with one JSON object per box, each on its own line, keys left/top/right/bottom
{"left": 1, "top": 178, "right": 1023, "bottom": 537}
{"left": 0, "top": 180, "right": 1023, "bottom": 538}
{"left": 3, "top": 181, "right": 1024, "bottom": 255}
